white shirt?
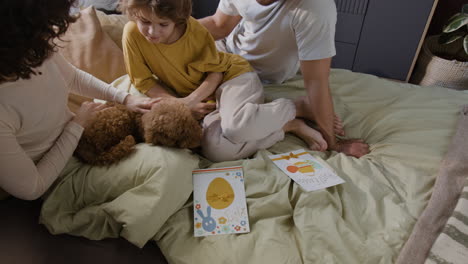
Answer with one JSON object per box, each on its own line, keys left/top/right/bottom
{"left": 0, "top": 53, "right": 128, "bottom": 200}
{"left": 219, "top": 0, "right": 337, "bottom": 84}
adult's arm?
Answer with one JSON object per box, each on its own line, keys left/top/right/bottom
{"left": 55, "top": 53, "right": 157, "bottom": 113}
{"left": 0, "top": 120, "right": 83, "bottom": 200}
{"left": 300, "top": 59, "right": 369, "bottom": 157}
{"left": 0, "top": 53, "right": 126, "bottom": 200}
{"left": 54, "top": 53, "right": 128, "bottom": 104}
{"left": 198, "top": 9, "right": 241, "bottom": 40}
{"left": 300, "top": 58, "right": 336, "bottom": 149}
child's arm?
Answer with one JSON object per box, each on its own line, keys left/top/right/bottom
{"left": 181, "top": 72, "right": 223, "bottom": 107}
{"left": 145, "top": 83, "right": 177, "bottom": 99}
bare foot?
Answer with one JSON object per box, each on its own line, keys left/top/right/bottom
{"left": 334, "top": 114, "right": 345, "bottom": 137}
{"left": 283, "top": 119, "right": 328, "bottom": 151}
{"left": 294, "top": 96, "right": 345, "bottom": 136}
{"left": 334, "top": 139, "right": 369, "bottom": 158}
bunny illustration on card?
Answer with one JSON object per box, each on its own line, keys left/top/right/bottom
{"left": 196, "top": 206, "right": 216, "bottom": 232}
{"left": 193, "top": 167, "right": 250, "bottom": 237}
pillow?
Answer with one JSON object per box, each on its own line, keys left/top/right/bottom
{"left": 96, "top": 10, "right": 129, "bottom": 50}
{"left": 40, "top": 145, "right": 200, "bottom": 248}
{"left": 59, "top": 6, "right": 127, "bottom": 112}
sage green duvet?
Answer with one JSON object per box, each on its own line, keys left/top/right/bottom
{"left": 40, "top": 69, "right": 468, "bottom": 263}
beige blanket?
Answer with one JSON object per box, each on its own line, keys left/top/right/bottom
{"left": 40, "top": 69, "right": 468, "bottom": 263}
{"left": 151, "top": 71, "right": 468, "bottom": 264}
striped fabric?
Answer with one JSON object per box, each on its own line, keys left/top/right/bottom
{"left": 426, "top": 182, "right": 468, "bottom": 264}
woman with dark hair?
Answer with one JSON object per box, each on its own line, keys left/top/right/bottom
{"left": 0, "top": 0, "right": 159, "bottom": 200}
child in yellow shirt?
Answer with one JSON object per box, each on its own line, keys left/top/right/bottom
{"left": 120, "top": 0, "right": 327, "bottom": 162}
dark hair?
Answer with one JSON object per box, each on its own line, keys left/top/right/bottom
{"left": 0, "top": 0, "right": 78, "bottom": 82}
{"left": 119, "top": 0, "right": 192, "bottom": 26}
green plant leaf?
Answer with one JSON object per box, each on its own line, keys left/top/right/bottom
{"left": 464, "top": 35, "right": 468, "bottom": 55}
{"left": 439, "top": 30, "right": 464, "bottom": 44}
{"left": 443, "top": 13, "right": 468, "bottom": 33}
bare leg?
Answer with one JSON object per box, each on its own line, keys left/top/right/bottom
{"left": 294, "top": 96, "right": 345, "bottom": 136}
{"left": 293, "top": 96, "right": 309, "bottom": 119}
{"left": 283, "top": 119, "right": 328, "bottom": 151}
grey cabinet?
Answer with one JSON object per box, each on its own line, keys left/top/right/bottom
{"left": 192, "top": 0, "right": 438, "bottom": 81}
{"left": 333, "top": 0, "right": 368, "bottom": 72}
{"left": 334, "top": 0, "right": 438, "bottom": 81}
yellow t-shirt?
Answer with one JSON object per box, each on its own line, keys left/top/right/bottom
{"left": 122, "top": 17, "right": 253, "bottom": 96}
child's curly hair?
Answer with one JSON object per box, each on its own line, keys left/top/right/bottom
{"left": 0, "top": 0, "right": 78, "bottom": 82}
{"left": 119, "top": 0, "right": 192, "bottom": 26}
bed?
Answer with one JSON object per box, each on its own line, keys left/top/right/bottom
{"left": 38, "top": 7, "right": 468, "bottom": 264}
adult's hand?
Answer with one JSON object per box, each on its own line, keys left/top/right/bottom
{"left": 335, "top": 139, "right": 370, "bottom": 158}
{"left": 124, "top": 94, "right": 161, "bottom": 114}
{"left": 72, "top": 102, "right": 108, "bottom": 128}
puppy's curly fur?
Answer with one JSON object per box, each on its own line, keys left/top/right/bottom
{"left": 74, "top": 99, "right": 202, "bottom": 166}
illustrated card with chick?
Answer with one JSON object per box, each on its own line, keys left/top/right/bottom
{"left": 269, "top": 149, "right": 345, "bottom": 192}
{"left": 193, "top": 166, "right": 250, "bottom": 237}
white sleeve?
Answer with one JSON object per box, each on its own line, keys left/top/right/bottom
{"left": 0, "top": 119, "right": 83, "bottom": 200}
{"left": 218, "top": 0, "right": 239, "bottom": 16}
{"left": 292, "top": 3, "right": 337, "bottom": 61}
{"left": 53, "top": 53, "right": 128, "bottom": 104}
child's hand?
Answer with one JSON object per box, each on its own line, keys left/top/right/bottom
{"left": 188, "top": 101, "right": 216, "bottom": 120}
{"left": 179, "top": 96, "right": 198, "bottom": 110}
{"left": 204, "top": 93, "right": 216, "bottom": 102}
{"left": 178, "top": 96, "right": 216, "bottom": 120}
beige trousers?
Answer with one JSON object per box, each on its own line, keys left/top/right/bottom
{"left": 202, "top": 72, "right": 295, "bottom": 162}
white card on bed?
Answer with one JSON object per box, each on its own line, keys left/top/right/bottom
{"left": 269, "top": 149, "right": 345, "bottom": 192}
{"left": 193, "top": 166, "right": 250, "bottom": 237}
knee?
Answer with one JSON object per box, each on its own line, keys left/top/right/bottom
{"left": 201, "top": 142, "right": 240, "bottom": 162}
{"left": 222, "top": 125, "right": 246, "bottom": 144}
{"left": 201, "top": 121, "right": 237, "bottom": 162}
{"left": 202, "top": 149, "right": 230, "bottom": 162}
{"left": 221, "top": 106, "right": 257, "bottom": 143}
{"left": 201, "top": 132, "right": 253, "bottom": 162}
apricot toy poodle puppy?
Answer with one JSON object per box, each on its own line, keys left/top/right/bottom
{"left": 74, "top": 99, "right": 202, "bottom": 166}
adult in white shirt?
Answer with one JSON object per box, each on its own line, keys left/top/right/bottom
{"left": 0, "top": 0, "right": 158, "bottom": 200}
{"left": 200, "top": 0, "right": 369, "bottom": 157}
